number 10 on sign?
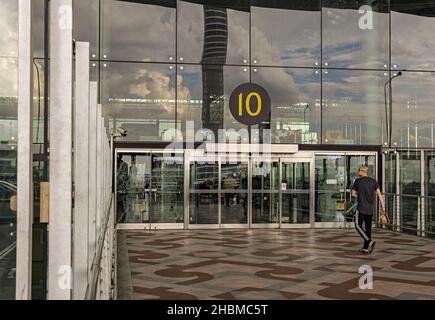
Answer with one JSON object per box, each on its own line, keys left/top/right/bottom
{"left": 239, "top": 92, "right": 262, "bottom": 117}
{"left": 229, "top": 83, "right": 271, "bottom": 126}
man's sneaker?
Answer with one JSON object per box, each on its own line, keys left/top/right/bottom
{"left": 358, "top": 248, "right": 369, "bottom": 254}
{"left": 368, "top": 241, "right": 376, "bottom": 253}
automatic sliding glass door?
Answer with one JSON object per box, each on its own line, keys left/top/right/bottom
{"left": 220, "top": 161, "right": 249, "bottom": 226}
{"left": 250, "top": 158, "right": 314, "bottom": 228}
{"left": 251, "top": 160, "right": 280, "bottom": 226}
{"left": 188, "top": 156, "right": 249, "bottom": 228}
{"left": 280, "top": 159, "right": 313, "bottom": 226}
{"left": 115, "top": 150, "right": 184, "bottom": 229}
{"left": 314, "top": 152, "right": 378, "bottom": 227}
{"left": 189, "top": 159, "right": 219, "bottom": 226}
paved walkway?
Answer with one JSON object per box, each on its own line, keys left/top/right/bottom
{"left": 117, "top": 228, "right": 435, "bottom": 300}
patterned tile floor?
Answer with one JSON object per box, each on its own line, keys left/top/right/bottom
{"left": 117, "top": 228, "right": 435, "bottom": 300}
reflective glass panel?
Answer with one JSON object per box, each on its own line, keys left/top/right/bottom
{"left": 221, "top": 162, "right": 248, "bottom": 224}
{"left": 190, "top": 161, "right": 219, "bottom": 190}
{"left": 189, "top": 159, "right": 219, "bottom": 225}
{"left": 252, "top": 161, "right": 279, "bottom": 224}
{"left": 116, "top": 153, "right": 149, "bottom": 223}
{"left": 221, "top": 192, "right": 248, "bottom": 223}
{"left": 322, "top": 70, "right": 387, "bottom": 145}
{"left": 149, "top": 153, "right": 184, "bottom": 223}
{"left": 0, "top": 56, "right": 17, "bottom": 300}
{"left": 73, "top": 0, "right": 99, "bottom": 58}
{"left": 177, "top": 0, "right": 249, "bottom": 65}
{"left": 32, "top": 0, "right": 45, "bottom": 58}
{"left": 116, "top": 153, "right": 184, "bottom": 224}
{"left": 252, "top": 193, "right": 279, "bottom": 224}
{"left": 322, "top": 0, "right": 389, "bottom": 69}
{"left": 178, "top": 65, "right": 249, "bottom": 141}
{"left": 101, "top": 62, "right": 176, "bottom": 141}
{"left": 281, "top": 162, "right": 310, "bottom": 224}
{"left": 392, "top": 0, "right": 435, "bottom": 70}
{"left": 399, "top": 151, "right": 421, "bottom": 235}
{"left": 0, "top": 0, "right": 17, "bottom": 59}
{"left": 222, "top": 66, "right": 250, "bottom": 139}
{"left": 101, "top": 0, "right": 176, "bottom": 62}
{"left": 252, "top": 161, "right": 279, "bottom": 190}
{"left": 315, "top": 155, "right": 346, "bottom": 222}
{"left": 252, "top": 67, "right": 320, "bottom": 144}
{"left": 177, "top": 65, "right": 203, "bottom": 140}
{"left": 189, "top": 193, "right": 219, "bottom": 224}
{"left": 391, "top": 71, "right": 435, "bottom": 148}
{"left": 221, "top": 162, "right": 248, "bottom": 190}
{"left": 251, "top": 0, "right": 320, "bottom": 67}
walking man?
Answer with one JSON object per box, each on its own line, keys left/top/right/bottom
{"left": 351, "top": 166, "right": 385, "bottom": 254}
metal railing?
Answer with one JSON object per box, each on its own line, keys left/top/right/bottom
{"left": 382, "top": 192, "right": 435, "bottom": 238}
{"left": 85, "top": 194, "right": 115, "bottom": 300}
{"left": 0, "top": 241, "right": 16, "bottom": 261}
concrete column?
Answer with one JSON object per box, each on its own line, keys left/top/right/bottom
{"left": 48, "top": 0, "right": 73, "bottom": 300}
{"left": 73, "top": 42, "right": 90, "bottom": 299}
{"left": 16, "top": 0, "right": 33, "bottom": 300}
{"left": 88, "top": 82, "right": 98, "bottom": 275}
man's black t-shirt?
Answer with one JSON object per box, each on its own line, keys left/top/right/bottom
{"left": 352, "top": 176, "right": 379, "bottom": 215}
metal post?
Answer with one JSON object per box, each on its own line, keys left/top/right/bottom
{"left": 16, "top": 0, "right": 33, "bottom": 300}
{"left": 48, "top": 0, "right": 73, "bottom": 300}
{"left": 88, "top": 82, "right": 98, "bottom": 277}
{"left": 396, "top": 152, "right": 401, "bottom": 232}
{"left": 73, "top": 42, "right": 90, "bottom": 299}
{"left": 381, "top": 151, "right": 386, "bottom": 229}
{"left": 421, "top": 150, "right": 425, "bottom": 237}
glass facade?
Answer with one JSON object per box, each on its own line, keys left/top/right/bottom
{"left": 0, "top": 0, "right": 18, "bottom": 300}
{"left": 68, "top": 0, "right": 435, "bottom": 147}
{"left": 2, "top": 0, "right": 435, "bottom": 299}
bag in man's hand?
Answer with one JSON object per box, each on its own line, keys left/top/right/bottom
{"left": 379, "top": 210, "right": 390, "bottom": 225}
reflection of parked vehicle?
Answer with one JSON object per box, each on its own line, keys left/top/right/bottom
{"left": 0, "top": 181, "right": 16, "bottom": 223}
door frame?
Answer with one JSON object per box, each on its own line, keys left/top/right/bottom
{"left": 313, "top": 151, "right": 378, "bottom": 229}
{"left": 115, "top": 148, "right": 185, "bottom": 230}
{"left": 279, "top": 157, "right": 315, "bottom": 229}
{"left": 249, "top": 156, "right": 281, "bottom": 229}
{"left": 114, "top": 146, "right": 379, "bottom": 230}
{"left": 185, "top": 149, "right": 250, "bottom": 229}
{"left": 186, "top": 148, "right": 315, "bottom": 229}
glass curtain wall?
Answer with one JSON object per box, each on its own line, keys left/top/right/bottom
{"left": 0, "top": 0, "right": 18, "bottom": 300}
{"left": 66, "top": 0, "right": 435, "bottom": 146}
{"left": 70, "top": 0, "right": 435, "bottom": 148}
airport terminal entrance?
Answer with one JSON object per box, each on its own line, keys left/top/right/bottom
{"left": 188, "top": 149, "right": 314, "bottom": 228}
{"left": 115, "top": 145, "right": 378, "bottom": 230}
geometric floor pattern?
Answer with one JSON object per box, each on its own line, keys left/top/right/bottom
{"left": 117, "top": 228, "right": 435, "bottom": 300}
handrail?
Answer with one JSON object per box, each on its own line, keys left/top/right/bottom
{"left": 384, "top": 192, "right": 435, "bottom": 200}
{"left": 0, "top": 241, "right": 16, "bottom": 261}
{"left": 378, "top": 192, "right": 435, "bottom": 235}
{"left": 85, "top": 193, "right": 114, "bottom": 300}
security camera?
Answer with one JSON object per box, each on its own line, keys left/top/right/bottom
{"left": 116, "top": 127, "right": 127, "bottom": 137}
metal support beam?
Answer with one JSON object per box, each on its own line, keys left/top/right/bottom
{"left": 48, "top": 0, "right": 73, "bottom": 300}
{"left": 73, "top": 42, "right": 90, "bottom": 299}
{"left": 88, "top": 82, "right": 98, "bottom": 278}
{"left": 16, "top": 0, "right": 33, "bottom": 300}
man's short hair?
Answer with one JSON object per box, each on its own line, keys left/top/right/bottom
{"left": 358, "top": 166, "right": 368, "bottom": 173}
